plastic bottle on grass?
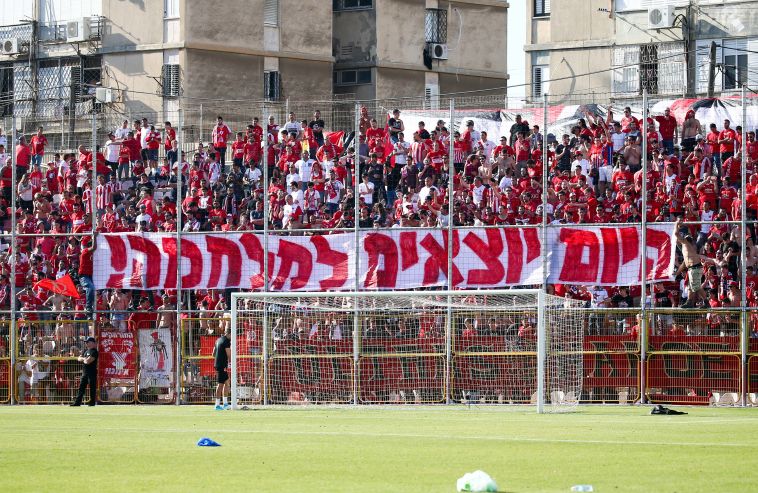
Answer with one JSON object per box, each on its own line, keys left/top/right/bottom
{"left": 570, "top": 485, "right": 594, "bottom": 492}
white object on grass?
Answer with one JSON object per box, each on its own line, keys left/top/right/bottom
{"left": 456, "top": 470, "right": 498, "bottom": 492}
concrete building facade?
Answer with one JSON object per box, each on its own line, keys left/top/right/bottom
{"left": 332, "top": 0, "right": 509, "bottom": 105}
{"left": 524, "top": 0, "right": 758, "bottom": 104}
{"left": 0, "top": 0, "right": 508, "bottom": 139}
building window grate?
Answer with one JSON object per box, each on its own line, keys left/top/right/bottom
{"left": 534, "top": 0, "right": 551, "bottom": 17}
{"left": 161, "top": 64, "right": 180, "bottom": 97}
{"left": 425, "top": 9, "right": 447, "bottom": 44}
{"left": 264, "top": 71, "right": 281, "bottom": 101}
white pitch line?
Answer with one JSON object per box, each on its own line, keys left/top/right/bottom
{"left": 6, "top": 426, "right": 757, "bottom": 448}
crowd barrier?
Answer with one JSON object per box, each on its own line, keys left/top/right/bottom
{"left": 1, "top": 309, "right": 756, "bottom": 406}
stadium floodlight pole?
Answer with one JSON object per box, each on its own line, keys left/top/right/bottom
{"left": 352, "top": 101, "right": 361, "bottom": 406}
{"left": 262, "top": 101, "right": 270, "bottom": 407}
{"left": 445, "top": 98, "right": 455, "bottom": 405}
{"left": 9, "top": 117, "right": 17, "bottom": 405}
{"left": 640, "top": 88, "right": 649, "bottom": 405}
{"left": 740, "top": 84, "right": 748, "bottom": 406}
{"left": 537, "top": 93, "right": 548, "bottom": 414}
{"left": 175, "top": 108, "right": 183, "bottom": 406}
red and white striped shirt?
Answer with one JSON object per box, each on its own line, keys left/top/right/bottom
{"left": 95, "top": 183, "right": 112, "bottom": 210}
{"left": 410, "top": 141, "right": 427, "bottom": 166}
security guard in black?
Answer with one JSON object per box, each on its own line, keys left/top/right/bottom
{"left": 71, "top": 337, "right": 98, "bottom": 406}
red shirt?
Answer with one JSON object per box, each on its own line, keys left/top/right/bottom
{"left": 146, "top": 131, "right": 161, "bottom": 150}
{"left": 231, "top": 141, "right": 246, "bottom": 159}
{"left": 212, "top": 124, "right": 232, "bottom": 148}
{"left": 15, "top": 144, "right": 31, "bottom": 168}
{"left": 78, "top": 247, "right": 94, "bottom": 277}
{"left": 719, "top": 128, "right": 737, "bottom": 154}
{"left": 365, "top": 127, "right": 386, "bottom": 143}
{"left": 30, "top": 135, "right": 48, "bottom": 155}
{"left": 654, "top": 115, "right": 677, "bottom": 140}
{"left": 164, "top": 127, "right": 176, "bottom": 151}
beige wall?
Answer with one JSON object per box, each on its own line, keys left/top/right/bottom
{"left": 375, "top": 68, "right": 425, "bottom": 100}
{"left": 545, "top": 48, "right": 612, "bottom": 103}
{"left": 279, "top": 58, "right": 333, "bottom": 102}
{"left": 183, "top": 0, "right": 264, "bottom": 48}
{"left": 441, "top": 1, "right": 507, "bottom": 74}
{"left": 184, "top": 49, "right": 264, "bottom": 101}
{"left": 375, "top": 0, "right": 426, "bottom": 66}
{"left": 549, "top": 0, "right": 613, "bottom": 43}
{"left": 102, "top": 51, "right": 164, "bottom": 119}
{"left": 279, "top": 1, "right": 332, "bottom": 58}
{"left": 439, "top": 73, "right": 505, "bottom": 95}
{"left": 102, "top": 0, "right": 164, "bottom": 49}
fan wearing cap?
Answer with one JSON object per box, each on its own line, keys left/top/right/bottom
{"left": 71, "top": 336, "right": 98, "bottom": 406}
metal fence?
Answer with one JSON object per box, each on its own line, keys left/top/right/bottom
{"left": 1, "top": 86, "right": 757, "bottom": 406}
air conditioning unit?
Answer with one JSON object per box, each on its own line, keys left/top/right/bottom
{"left": 648, "top": 6, "right": 675, "bottom": 29}
{"left": 430, "top": 43, "right": 448, "bottom": 60}
{"left": 66, "top": 18, "right": 91, "bottom": 42}
{"left": 1, "top": 38, "right": 21, "bottom": 55}
{"left": 95, "top": 87, "right": 113, "bottom": 103}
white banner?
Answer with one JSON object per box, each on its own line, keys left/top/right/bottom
{"left": 95, "top": 225, "right": 675, "bottom": 291}
{"left": 138, "top": 328, "right": 173, "bottom": 388}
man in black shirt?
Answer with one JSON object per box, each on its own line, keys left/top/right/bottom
{"left": 554, "top": 134, "right": 573, "bottom": 174}
{"left": 212, "top": 328, "right": 232, "bottom": 410}
{"left": 71, "top": 337, "right": 98, "bottom": 407}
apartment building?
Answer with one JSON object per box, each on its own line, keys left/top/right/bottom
{"left": 525, "top": 0, "right": 758, "bottom": 103}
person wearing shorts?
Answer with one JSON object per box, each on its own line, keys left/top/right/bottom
{"left": 212, "top": 328, "right": 231, "bottom": 410}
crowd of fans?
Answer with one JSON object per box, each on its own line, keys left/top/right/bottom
{"left": 0, "top": 102, "right": 756, "bottom": 352}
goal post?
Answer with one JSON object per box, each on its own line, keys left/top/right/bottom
{"left": 230, "top": 290, "right": 584, "bottom": 412}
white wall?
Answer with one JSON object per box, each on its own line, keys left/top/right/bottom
{"left": 39, "top": 0, "right": 102, "bottom": 24}
{"left": 506, "top": 0, "right": 526, "bottom": 105}
{"left": 0, "top": 3, "right": 33, "bottom": 26}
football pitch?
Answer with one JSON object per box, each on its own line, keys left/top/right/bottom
{"left": 0, "top": 405, "right": 756, "bottom": 492}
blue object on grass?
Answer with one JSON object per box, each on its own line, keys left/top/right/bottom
{"left": 197, "top": 437, "right": 221, "bottom": 447}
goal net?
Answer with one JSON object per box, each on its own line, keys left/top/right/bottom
{"left": 230, "top": 290, "right": 584, "bottom": 412}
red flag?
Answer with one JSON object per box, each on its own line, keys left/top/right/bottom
{"left": 326, "top": 131, "right": 345, "bottom": 154}
{"left": 34, "top": 274, "right": 81, "bottom": 298}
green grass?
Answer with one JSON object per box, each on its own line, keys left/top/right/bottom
{"left": 0, "top": 405, "right": 756, "bottom": 492}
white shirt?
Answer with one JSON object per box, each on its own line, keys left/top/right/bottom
{"left": 104, "top": 139, "right": 120, "bottom": 163}
{"left": 244, "top": 167, "right": 262, "bottom": 185}
{"left": 140, "top": 127, "right": 149, "bottom": 149}
{"left": 359, "top": 182, "right": 374, "bottom": 205}
{"left": 479, "top": 139, "right": 496, "bottom": 160}
{"left": 0, "top": 134, "right": 7, "bottom": 148}
{"left": 590, "top": 288, "right": 608, "bottom": 307}
{"left": 572, "top": 158, "right": 591, "bottom": 177}
{"left": 393, "top": 141, "right": 410, "bottom": 165}
{"left": 610, "top": 131, "right": 625, "bottom": 152}
{"left": 284, "top": 121, "right": 300, "bottom": 135}
{"left": 700, "top": 210, "right": 714, "bottom": 233}
{"left": 296, "top": 158, "right": 314, "bottom": 183}
{"left": 289, "top": 189, "right": 304, "bottom": 208}
{"left": 418, "top": 185, "right": 437, "bottom": 204}
{"left": 498, "top": 175, "right": 514, "bottom": 192}
{"left": 471, "top": 184, "right": 486, "bottom": 206}
{"left": 114, "top": 127, "right": 130, "bottom": 139}
{"left": 285, "top": 172, "right": 301, "bottom": 189}
{"left": 208, "top": 161, "right": 221, "bottom": 184}
{"left": 135, "top": 212, "right": 152, "bottom": 225}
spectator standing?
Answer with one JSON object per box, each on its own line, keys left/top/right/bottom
{"left": 15, "top": 135, "right": 31, "bottom": 178}
{"left": 29, "top": 127, "right": 48, "bottom": 167}
{"left": 211, "top": 116, "right": 232, "bottom": 166}
{"left": 70, "top": 336, "right": 98, "bottom": 407}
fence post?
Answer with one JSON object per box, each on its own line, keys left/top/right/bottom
{"left": 199, "top": 103, "right": 203, "bottom": 143}
{"left": 741, "top": 85, "right": 748, "bottom": 406}
{"left": 9, "top": 117, "right": 16, "bottom": 405}
{"left": 353, "top": 101, "right": 361, "bottom": 406}
{"left": 539, "top": 93, "right": 548, "bottom": 412}
{"left": 175, "top": 108, "right": 183, "bottom": 405}
{"left": 262, "top": 102, "right": 270, "bottom": 406}
{"left": 640, "top": 88, "right": 649, "bottom": 405}
{"left": 445, "top": 98, "right": 455, "bottom": 404}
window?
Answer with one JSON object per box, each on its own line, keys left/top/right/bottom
{"left": 639, "top": 43, "right": 658, "bottom": 94}
{"left": 0, "top": 64, "right": 13, "bottom": 116}
{"left": 425, "top": 8, "right": 447, "bottom": 44}
{"left": 532, "top": 65, "right": 549, "bottom": 99}
{"left": 161, "top": 64, "right": 180, "bottom": 97}
{"left": 333, "top": 0, "right": 372, "bottom": 11}
{"left": 264, "top": 0, "right": 279, "bottom": 27}
{"left": 534, "top": 0, "right": 551, "bottom": 17}
{"left": 264, "top": 71, "right": 281, "bottom": 101}
{"left": 334, "top": 69, "right": 372, "bottom": 86}
{"left": 724, "top": 54, "right": 748, "bottom": 90}
{"left": 164, "top": 0, "right": 179, "bottom": 18}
